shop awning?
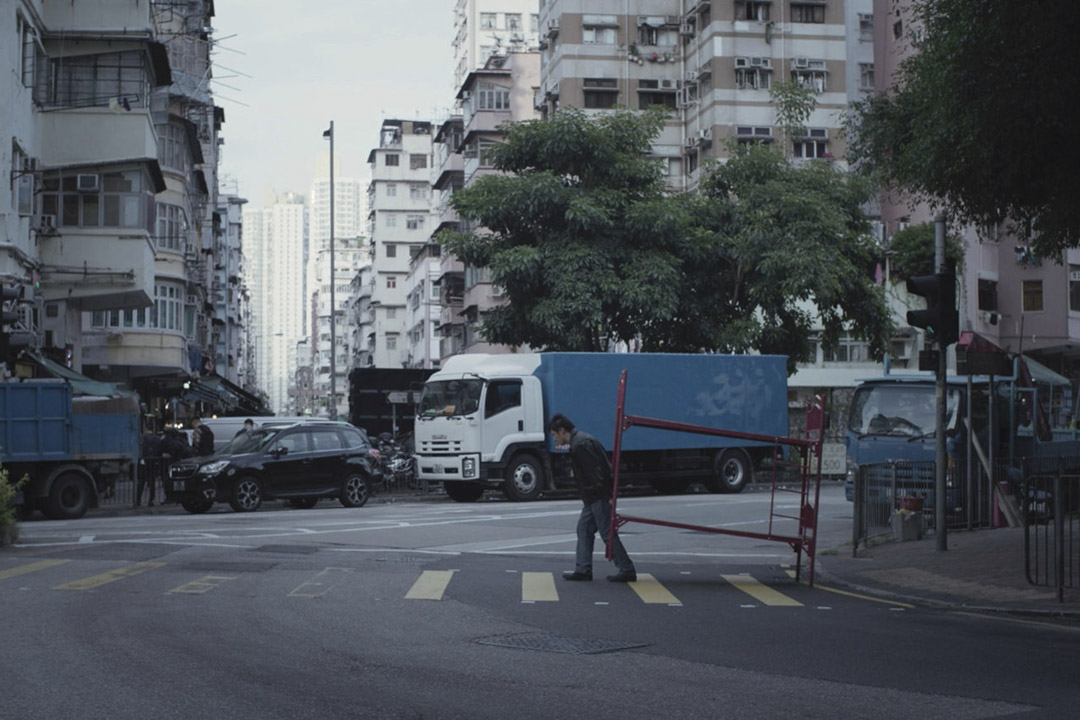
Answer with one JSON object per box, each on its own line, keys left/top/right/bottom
{"left": 25, "top": 351, "right": 138, "bottom": 398}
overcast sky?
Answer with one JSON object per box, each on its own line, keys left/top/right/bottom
{"left": 212, "top": 0, "right": 456, "bottom": 206}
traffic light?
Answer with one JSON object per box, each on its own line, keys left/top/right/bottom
{"left": 906, "top": 272, "right": 959, "bottom": 346}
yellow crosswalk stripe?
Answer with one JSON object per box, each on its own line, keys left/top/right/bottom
{"left": 288, "top": 567, "right": 351, "bottom": 598}
{"left": 721, "top": 573, "right": 803, "bottom": 606}
{"left": 405, "top": 570, "right": 455, "bottom": 600}
{"left": 628, "top": 573, "right": 681, "bottom": 605}
{"left": 0, "top": 559, "right": 69, "bottom": 581}
{"left": 170, "top": 575, "right": 237, "bottom": 595}
{"left": 53, "top": 562, "right": 165, "bottom": 591}
{"left": 521, "top": 572, "right": 558, "bottom": 602}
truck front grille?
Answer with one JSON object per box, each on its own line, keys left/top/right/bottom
{"left": 419, "top": 439, "right": 463, "bottom": 454}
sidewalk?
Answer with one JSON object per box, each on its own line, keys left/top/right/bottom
{"left": 817, "top": 525, "right": 1080, "bottom": 620}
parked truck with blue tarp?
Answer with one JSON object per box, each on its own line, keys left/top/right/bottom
{"left": 414, "top": 353, "right": 789, "bottom": 502}
{"left": 1, "top": 379, "right": 140, "bottom": 519}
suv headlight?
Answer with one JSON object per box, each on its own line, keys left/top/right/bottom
{"left": 199, "top": 460, "right": 230, "bottom": 476}
{"left": 462, "top": 456, "right": 477, "bottom": 479}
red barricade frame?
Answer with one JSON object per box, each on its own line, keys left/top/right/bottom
{"left": 607, "top": 369, "right": 826, "bottom": 586}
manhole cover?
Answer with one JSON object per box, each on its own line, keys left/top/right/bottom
{"left": 476, "top": 632, "right": 648, "bottom": 655}
{"left": 251, "top": 545, "right": 320, "bottom": 555}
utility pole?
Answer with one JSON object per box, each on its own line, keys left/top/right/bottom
{"left": 933, "top": 214, "right": 948, "bottom": 551}
{"left": 324, "top": 122, "right": 336, "bottom": 419}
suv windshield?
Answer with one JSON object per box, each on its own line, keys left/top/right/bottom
{"left": 217, "top": 428, "right": 282, "bottom": 455}
{"left": 849, "top": 385, "right": 960, "bottom": 437}
{"left": 418, "top": 379, "right": 484, "bottom": 418}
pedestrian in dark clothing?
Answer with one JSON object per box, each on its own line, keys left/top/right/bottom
{"left": 191, "top": 417, "right": 215, "bottom": 457}
{"left": 136, "top": 432, "right": 163, "bottom": 506}
{"left": 549, "top": 413, "right": 637, "bottom": 582}
{"left": 235, "top": 418, "right": 255, "bottom": 437}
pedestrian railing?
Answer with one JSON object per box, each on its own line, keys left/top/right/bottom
{"left": 1020, "top": 456, "right": 1080, "bottom": 602}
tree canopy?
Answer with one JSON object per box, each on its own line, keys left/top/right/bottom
{"left": 440, "top": 108, "right": 892, "bottom": 373}
{"left": 846, "top": 0, "right": 1080, "bottom": 257}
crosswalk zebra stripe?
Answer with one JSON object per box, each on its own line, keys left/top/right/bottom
{"left": 721, "top": 573, "right": 803, "bottom": 606}
{"left": 0, "top": 559, "right": 69, "bottom": 580}
{"left": 628, "top": 573, "right": 682, "bottom": 605}
{"left": 53, "top": 562, "right": 166, "bottom": 591}
{"left": 170, "top": 575, "right": 237, "bottom": 595}
{"left": 405, "top": 570, "right": 455, "bottom": 600}
{"left": 521, "top": 571, "right": 559, "bottom": 602}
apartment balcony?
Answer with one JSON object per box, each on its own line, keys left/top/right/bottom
{"left": 38, "top": 228, "right": 155, "bottom": 311}
{"left": 42, "top": 1, "right": 155, "bottom": 32}
{"left": 38, "top": 110, "right": 160, "bottom": 170}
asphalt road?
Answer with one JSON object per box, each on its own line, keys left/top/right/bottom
{"left": 3, "top": 486, "right": 1077, "bottom": 719}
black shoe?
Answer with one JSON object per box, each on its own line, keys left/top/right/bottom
{"left": 607, "top": 571, "right": 637, "bottom": 583}
{"left": 562, "top": 571, "right": 593, "bottom": 581}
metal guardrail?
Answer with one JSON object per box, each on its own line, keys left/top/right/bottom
{"left": 1020, "top": 457, "right": 1080, "bottom": 602}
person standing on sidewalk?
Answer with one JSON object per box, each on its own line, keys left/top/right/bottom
{"left": 191, "top": 417, "right": 215, "bottom": 457}
{"left": 549, "top": 413, "right": 637, "bottom": 583}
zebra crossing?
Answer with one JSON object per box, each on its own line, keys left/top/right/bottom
{"left": 0, "top": 557, "right": 853, "bottom": 608}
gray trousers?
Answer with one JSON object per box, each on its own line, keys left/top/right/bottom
{"left": 575, "top": 498, "right": 635, "bottom": 575}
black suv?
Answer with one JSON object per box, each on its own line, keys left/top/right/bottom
{"left": 165, "top": 422, "right": 380, "bottom": 513}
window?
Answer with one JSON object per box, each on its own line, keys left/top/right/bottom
{"left": 1070, "top": 267, "right": 1080, "bottom": 312}
{"left": 893, "top": 20, "right": 903, "bottom": 39}
{"left": 276, "top": 431, "right": 309, "bottom": 454}
{"left": 735, "top": 68, "right": 771, "bottom": 90}
{"left": 792, "top": 63, "right": 827, "bottom": 93}
{"left": 155, "top": 203, "right": 187, "bottom": 251}
{"left": 406, "top": 215, "right": 425, "bottom": 230}
{"left": 386, "top": 244, "right": 397, "bottom": 258}
{"left": 735, "top": 2, "right": 771, "bottom": 21}
{"left": 825, "top": 337, "right": 870, "bottom": 363}
{"left": 409, "top": 183, "right": 428, "bottom": 199}
{"left": 637, "top": 86, "right": 677, "bottom": 110}
{"left": 478, "top": 142, "right": 498, "bottom": 167}
{"left": 477, "top": 82, "right": 510, "bottom": 111}
{"left": 735, "top": 126, "right": 773, "bottom": 144}
{"left": 156, "top": 123, "right": 191, "bottom": 174}
{"left": 793, "top": 128, "right": 829, "bottom": 158}
{"left": 310, "top": 430, "right": 344, "bottom": 451}
{"left": 386, "top": 336, "right": 397, "bottom": 351}
{"left": 410, "top": 154, "right": 427, "bottom": 170}
{"left": 637, "top": 19, "right": 679, "bottom": 46}
{"left": 11, "top": 145, "right": 34, "bottom": 215}
{"left": 386, "top": 276, "right": 397, "bottom": 289}
{"left": 385, "top": 154, "right": 400, "bottom": 167}
{"left": 484, "top": 380, "right": 522, "bottom": 418}
{"left": 340, "top": 427, "right": 372, "bottom": 449}
{"left": 18, "top": 15, "right": 39, "bottom": 88}
{"left": 480, "top": 12, "right": 496, "bottom": 29}
{"left": 386, "top": 183, "right": 397, "bottom": 196}
{"left": 858, "top": 13, "right": 873, "bottom": 40}
{"left": 531, "top": 14, "right": 540, "bottom": 33}
{"left": 791, "top": 2, "right": 826, "bottom": 23}
{"left": 44, "top": 51, "right": 151, "bottom": 109}
{"left": 583, "top": 15, "right": 618, "bottom": 44}
{"left": 40, "top": 168, "right": 154, "bottom": 232}
{"left": 1022, "top": 280, "right": 1044, "bottom": 312}
{"left": 387, "top": 307, "right": 397, "bottom": 319}
{"left": 859, "top": 63, "right": 875, "bottom": 91}
{"left": 583, "top": 78, "right": 618, "bottom": 109}
{"left": 93, "top": 283, "right": 182, "bottom": 331}
{"left": 385, "top": 214, "right": 397, "bottom": 228}
{"left": 978, "top": 278, "right": 999, "bottom": 312}
{"left": 506, "top": 13, "right": 522, "bottom": 31}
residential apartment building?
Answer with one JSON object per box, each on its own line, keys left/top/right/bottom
{"left": 213, "top": 191, "right": 248, "bottom": 386}
{"left": 430, "top": 116, "right": 467, "bottom": 361}
{"left": 361, "top": 119, "right": 436, "bottom": 369}
{"left": 404, "top": 242, "right": 442, "bottom": 369}
{"left": 453, "top": 0, "right": 542, "bottom": 93}
{"left": 243, "top": 194, "right": 307, "bottom": 414}
{"left": 2, "top": 0, "right": 260, "bottom": 422}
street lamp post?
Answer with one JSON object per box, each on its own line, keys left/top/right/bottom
{"left": 323, "top": 121, "right": 336, "bottom": 419}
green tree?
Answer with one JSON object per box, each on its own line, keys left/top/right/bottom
{"left": 769, "top": 79, "right": 816, "bottom": 152}
{"left": 887, "top": 222, "right": 963, "bottom": 283}
{"left": 845, "top": 0, "right": 1080, "bottom": 256}
{"left": 441, "top": 109, "right": 893, "bottom": 371}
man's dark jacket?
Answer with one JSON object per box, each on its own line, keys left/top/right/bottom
{"left": 568, "top": 428, "right": 614, "bottom": 505}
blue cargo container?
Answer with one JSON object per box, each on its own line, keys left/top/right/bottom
{"left": 414, "top": 353, "right": 789, "bottom": 502}
{"left": 1, "top": 380, "right": 140, "bottom": 519}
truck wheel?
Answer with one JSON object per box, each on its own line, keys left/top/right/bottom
{"left": 503, "top": 454, "right": 544, "bottom": 501}
{"left": 445, "top": 481, "right": 485, "bottom": 503}
{"left": 229, "top": 477, "right": 263, "bottom": 512}
{"left": 340, "top": 474, "right": 370, "bottom": 508}
{"left": 46, "top": 472, "right": 92, "bottom": 520}
{"left": 182, "top": 501, "right": 214, "bottom": 514}
{"left": 708, "top": 450, "right": 752, "bottom": 494}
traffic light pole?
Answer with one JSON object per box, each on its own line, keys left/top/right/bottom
{"left": 934, "top": 215, "right": 948, "bottom": 552}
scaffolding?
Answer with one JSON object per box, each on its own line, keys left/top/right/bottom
{"left": 608, "top": 369, "right": 826, "bottom": 585}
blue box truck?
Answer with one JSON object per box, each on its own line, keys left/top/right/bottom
{"left": 413, "top": 353, "right": 789, "bottom": 502}
{"left": 1, "top": 380, "right": 140, "bottom": 519}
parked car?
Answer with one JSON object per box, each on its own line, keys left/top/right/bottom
{"left": 200, "top": 416, "right": 346, "bottom": 453}
{"left": 164, "top": 421, "right": 379, "bottom": 513}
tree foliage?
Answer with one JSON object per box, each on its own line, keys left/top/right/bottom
{"left": 887, "top": 222, "right": 963, "bottom": 283}
{"left": 441, "top": 109, "right": 893, "bottom": 372}
{"left": 845, "top": 0, "right": 1080, "bottom": 256}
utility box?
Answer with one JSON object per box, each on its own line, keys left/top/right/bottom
{"left": 891, "top": 510, "right": 923, "bottom": 541}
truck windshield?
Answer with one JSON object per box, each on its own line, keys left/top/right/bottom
{"left": 848, "top": 385, "right": 960, "bottom": 438}
{"left": 418, "top": 379, "right": 484, "bottom": 418}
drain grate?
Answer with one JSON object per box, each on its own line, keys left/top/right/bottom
{"left": 476, "top": 632, "right": 648, "bottom": 655}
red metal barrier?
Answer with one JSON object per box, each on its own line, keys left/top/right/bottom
{"left": 608, "top": 369, "right": 826, "bottom": 585}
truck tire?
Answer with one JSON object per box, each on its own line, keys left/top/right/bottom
{"left": 445, "top": 481, "right": 485, "bottom": 503}
{"left": 708, "top": 449, "right": 752, "bottom": 494}
{"left": 229, "top": 476, "right": 263, "bottom": 512}
{"left": 503, "top": 454, "right": 544, "bottom": 501}
{"left": 46, "top": 472, "right": 92, "bottom": 520}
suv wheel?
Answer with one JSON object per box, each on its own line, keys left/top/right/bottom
{"left": 229, "top": 477, "right": 263, "bottom": 512}
{"left": 340, "top": 473, "right": 370, "bottom": 508}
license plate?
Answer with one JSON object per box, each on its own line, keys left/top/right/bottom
{"left": 172, "top": 481, "right": 186, "bottom": 491}
{"left": 434, "top": 463, "right": 444, "bottom": 473}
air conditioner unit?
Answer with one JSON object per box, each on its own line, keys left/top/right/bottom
{"left": 33, "top": 214, "right": 57, "bottom": 230}
{"left": 794, "top": 57, "right": 810, "bottom": 69}
{"left": 685, "top": 70, "right": 698, "bottom": 82}
{"left": 684, "top": 136, "right": 699, "bottom": 149}
{"left": 734, "top": 56, "right": 749, "bottom": 68}
{"left": 679, "top": 23, "right": 695, "bottom": 36}
{"left": 665, "top": 15, "right": 681, "bottom": 25}
{"left": 547, "top": 19, "right": 559, "bottom": 37}
{"left": 699, "top": 128, "right": 712, "bottom": 141}
{"left": 77, "top": 173, "right": 100, "bottom": 192}
{"left": 659, "top": 78, "right": 678, "bottom": 90}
